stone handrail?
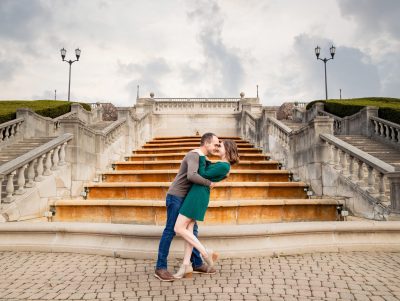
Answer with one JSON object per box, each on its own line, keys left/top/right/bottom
{"left": 267, "top": 117, "right": 292, "bottom": 149}
{"left": 317, "top": 109, "right": 343, "bottom": 134}
{"left": 98, "top": 118, "right": 126, "bottom": 146}
{"left": 320, "top": 133, "right": 397, "bottom": 207}
{"left": 370, "top": 116, "right": 400, "bottom": 145}
{"left": 0, "top": 133, "right": 73, "bottom": 205}
{"left": 0, "top": 118, "right": 24, "bottom": 147}
{"left": 153, "top": 98, "right": 241, "bottom": 102}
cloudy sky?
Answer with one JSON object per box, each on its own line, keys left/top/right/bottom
{"left": 0, "top": 0, "right": 399, "bottom": 106}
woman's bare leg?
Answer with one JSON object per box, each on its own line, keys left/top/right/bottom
{"left": 182, "top": 221, "right": 195, "bottom": 265}
{"left": 174, "top": 214, "right": 208, "bottom": 258}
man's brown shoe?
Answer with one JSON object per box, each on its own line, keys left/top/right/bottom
{"left": 193, "top": 264, "right": 216, "bottom": 275}
{"left": 154, "top": 269, "right": 175, "bottom": 281}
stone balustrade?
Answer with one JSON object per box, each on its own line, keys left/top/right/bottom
{"left": 317, "top": 109, "right": 343, "bottom": 135}
{"left": 0, "top": 118, "right": 24, "bottom": 149}
{"left": 154, "top": 100, "right": 241, "bottom": 113}
{"left": 0, "top": 133, "right": 73, "bottom": 204}
{"left": 371, "top": 116, "right": 400, "bottom": 145}
{"left": 320, "top": 134, "right": 399, "bottom": 207}
{"left": 267, "top": 117, "right": 292, "bottom": 149}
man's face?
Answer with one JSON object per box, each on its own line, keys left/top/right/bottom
{"left": 205, "top": 136, "right": 220, "bottom": 156}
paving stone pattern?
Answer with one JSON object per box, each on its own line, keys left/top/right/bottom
{"left": 0, "top": 251, "right": 399, "bottom": 301}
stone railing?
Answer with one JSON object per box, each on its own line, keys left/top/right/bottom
{"left": 153, "top": 100, "right": 241, "bottom": 114}
{"left": 241, "top": 110, "right": 258, "bottom": 145}
{"left": 317, "top": 110, "right": 343, "bottom": 135}
{"left": 153, "top": 97, "right": 241, "bottom": 102}
{"left": 0, "top": 133, "right": 73, "bottom": 204}
{"left": 0, "top": 118, "right": 24, "bottom": 149}
{"left": 370, "top": 116, "right": 400, "bottom": 147}
{"left": 267, "top": 117, "right": 292, "bottom": 149}
{"left": 320, "top": 134, "right": 397, "bottom": 207}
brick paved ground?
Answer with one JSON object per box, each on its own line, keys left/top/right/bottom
{"left": 0, "top": 251, "right": 399, "bottom": 301}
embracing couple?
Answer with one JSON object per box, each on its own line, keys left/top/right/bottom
{"left": 154, "top": 133, "right": 239, "bottom": 281}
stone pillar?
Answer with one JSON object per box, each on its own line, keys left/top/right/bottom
{"left": 387, "top": 172, "right": 400, "bottom": 212}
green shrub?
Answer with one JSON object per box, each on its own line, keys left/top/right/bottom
{"left": 0, "top": 100, "right": 92, "bottom": 124}
{"left": 305, "top": 97, "right": 400, "bottom": 124}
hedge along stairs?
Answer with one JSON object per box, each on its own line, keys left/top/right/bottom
{"left": 54, "top": 136, "right": 343, "bottom": 224}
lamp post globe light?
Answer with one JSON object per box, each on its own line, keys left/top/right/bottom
{"left": 60, "top": 48, "right": 81, "bottom": 101}
{"left": 315, "top": 45, "right": 335, "bottom": 100}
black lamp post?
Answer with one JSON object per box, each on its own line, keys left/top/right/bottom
{"left": 315, "top": 45, "right": 335, "bottom": 100}
{"left": 60, "top": 48, "right": 81, "bottom": 101}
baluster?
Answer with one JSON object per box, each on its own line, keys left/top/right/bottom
{"left": 4, "top": 126, "right": 10, "bottom": 141}
{"left": 0, "top": 128, "right": 4, "bottom": 142}
{"left": 35, "top": 155, "right": 45, "bottom": 181}
{"left": 334, "top": 147, "right": 340, "bottom": 170}
{"left": 374, "top": 120, "right": 379, "bottom": 135}
{"left": 25, "top": 159, "right": 36, "bottom": 188}
{"left": 390, "top": 127, "right": 396, "bottom": 142}
{"left": 51, "top": 146, "right": 60, "bottom": 170}
{"left": 341, "top": 151, "right": 349, "bottom": 176}
{"left": 15, "top": 165, "right": 27, "bottom": 195}
{"left": 379, "top": 123, "right": 384, "bottom": 137}
{"left": 348, "top": 155, "right": 355, "bottom": 179}
{"left": 0, "top": 175, "right": 3, "bottom": 204}
{"left": 378, "top": 173, "right": 387, "bottom": 203}
{"left": 384, "top": 124, "right": 389, "bottom": 141}
{"left": 44, "top": 150, "right": 54, "bottom": 176}
{"left": 366, "top": 166, "right": 376, "bottom": 193}
{"left": 4, "top": 171, "right": 16, "bottom": 203}
{"left": 357, "top": 160, "right": 365, "bottom": 185}
{"left": 59, "top": 143, "right": 67, "bottom": 165}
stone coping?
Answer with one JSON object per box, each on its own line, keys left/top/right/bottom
{"left": 54, "top": 198, "right": 342, "bottom": 207}
{"left": 86, "top": 182, "right": 307, "bottom": 188}
{"left": 320, "top": 134, "right": 395, "bottom": 173}
{"left": 0, "top": 221, "right": 399, "bottom": 258}
{"left": 103, "top": 169, "right": 290, "bottom": 175}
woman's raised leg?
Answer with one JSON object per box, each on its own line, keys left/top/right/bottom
{"left": 174, "top": 214, "right": 207, "bottom": 257}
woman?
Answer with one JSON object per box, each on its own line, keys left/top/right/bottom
{"left": 173, "top": 139, "right": 240, "bottom": 278}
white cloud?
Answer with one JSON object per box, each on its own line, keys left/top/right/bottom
{"left": 0, "top": 0, "right": 399, "bottom": 106}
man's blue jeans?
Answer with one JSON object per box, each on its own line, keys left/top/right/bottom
{"left": 156, "top": 194, "right": 203, "bottom": 270}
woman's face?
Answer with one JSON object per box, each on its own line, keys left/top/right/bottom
{"left": 218, "top": 141, "right": 226, "bottom": 158}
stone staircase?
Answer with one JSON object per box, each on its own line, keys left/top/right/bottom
{"left": 53, "top": 136, "right": 342, "bottom": 224}
{"left": 0, "top": 137, "right": 54, "bottom": 165}
{"left": 338, "top": 135, "right": 400, "bottom": 171}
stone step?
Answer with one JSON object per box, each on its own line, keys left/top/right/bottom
{"left": 126, "top": 153, "right": 270, "bottom": 162}
{"left": 153, "top": 136, "right": 242, "bottom": 140}
{"left": 142, "top": 142, "right": 252, "bottom": 149}
{"left": 102, "top": 170, "right": 292, "bottom": 182}
{"left": 133, "top": 147, "right": 262, "bottom": 154}
{"left": 113, "top": 160, "right": 280, "bottom": 171}
{"left": 85, "top": 182, "right": 308, "bottom": 200}
{"left": 53, "top": 198, "right": 341, "bottom": 224}
{"left": 146, "top": 139, "right": 250, "bottom": 145}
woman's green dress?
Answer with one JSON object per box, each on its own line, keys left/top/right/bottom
{"left": 179, "top": 155, "right": 230, "bottom": 221}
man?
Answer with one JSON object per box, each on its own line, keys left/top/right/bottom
{"left": 154, "top": 133, "right": 220, "bottom": 281}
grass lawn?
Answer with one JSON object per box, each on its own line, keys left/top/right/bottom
{"left": 306, "top": 97, "right": 400, "bottom": 124}
{"left": 0, "top": 100, "right": 91, "bottom": 124}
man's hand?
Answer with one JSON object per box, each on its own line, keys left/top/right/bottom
{"left": 209, "top": 182, "right": 216, "bottom": 189}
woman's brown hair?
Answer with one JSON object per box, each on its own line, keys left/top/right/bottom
{"left": 222, "top": 140, "right": 240, "bottom": 165}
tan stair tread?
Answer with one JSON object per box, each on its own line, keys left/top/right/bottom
{"left": 103, "top": 169, "right": 290, "bottom": 175}
{"left": 133, "top": 146, "right": 260, "bottom": 152}
{"left": 55, "top": 198, "right": 341, "bottom": 206}
{"left": 86, "top": 181, "right": 307, "bottom": 188}
{"left": 143, "top": 142, "right": 253, "bottom": 147}
{"left": 114, "top": 160, "right": 279, "bottom": 165}
{"left": 128, "top": 153, "right": 270, "bottom": 158}
{"left": 153, "top": 136, "right": 242, "bottom": 140}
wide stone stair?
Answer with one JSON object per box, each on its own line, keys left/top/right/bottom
{"left": 53, "top": 136, "right": 342, "bottom": 224}
{"left": 338, "top": 135, "right": 400, "bottom": 171}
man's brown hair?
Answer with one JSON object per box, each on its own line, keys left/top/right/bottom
{"left": 200, "top": 132, "right": 217, "bottom": 146}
